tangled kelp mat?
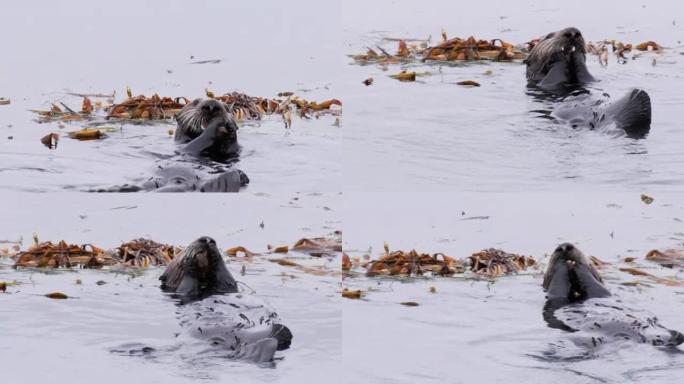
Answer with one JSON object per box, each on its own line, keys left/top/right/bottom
{"left": 344, "top": 245, "right": 536, "bottom": 279}
{"left": 12, "top": 238, "right": 177, "bottom": 269}
{"left": 32, "top": 88, "right": 341, "bottom": 126}
{"left": 9, "top": 232, "right": 342, "bottom": 280}
{"left": 351, "top": 31, "right": 525, "bottom": 65}
{"left": 342, "top": 244, "right": 684, "bottom": 300}
{"left": 351, "top": 29, "right": 667, "bottom": 67}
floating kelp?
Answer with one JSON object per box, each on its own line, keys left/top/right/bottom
{"left": 67, "top": 128, "right": 107, "bottom": 141}
{"left": 12, "top": 238, "right": 178, "bottom": 269}
{"left": 366, "top": 249, "right": 462, "bottom": 277}
{"left": 13, "top": 241, "right": 114, "bottom": 269}
{"left": 467, "top": 248, "right": 536, "bottom": 278}
{"left": 30, "top": 98, "right": 103, "bottom": 123}
{"left": 636, "top": 41, "right": 663, "bottom": 51}
{"left": 210, "top": 90, "right": 342, "bottom": 122}
{"left": 45, "top": 292, "right": 69, "bottom": 299}
{"left": 342, "top": 288, "right": 363, "bottom": 299}
{"left": 456, "top": 80, "right": 481, "bottom": 87}
{"left": 646, "top": 249, "right": 684, "bottom": 269}
{"left": 389, "top": 71, "right": 417, "bottom": 82}
{"left": 641, "top": 194, "right": 655, "bottom": 204}
{"left": 114, "top": 238, "right": 178, "bottom": 267}
{"left": 342, "top": 253, "right": 351, "bottom": 272}
{"left": 352, "top": 32, "right": 668, "bottom": 68}
{"left": 291, "top": 231, "right": 342, "bottom": 256}
{"left": 619, "top": 267, "right": 682, "bottom": 287}
{"left": 32, "top": 88, "right": 342, "bottom": 129}
{"left": 226, "top": 246, "right": 259, "bottom": 258}
{"left": 354, "top": 245, "right": 535, "bottom": 278}
{"left": 351, "top": 34, "right": 525, "bottom": 65}
{"left": 107, "top": 93, "right": 188, "bottom": 120}
{"left": 40, "top": 133, "right": 59, "bottom": 149}
{"left": 422, "top": 36, "right": 524, "bottom": 62}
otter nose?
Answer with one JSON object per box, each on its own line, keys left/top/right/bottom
{"left": 556, "top": 243, "right": 575, "bottom": 254}
{"left": 198, "top": 236, "right": 216, "bottom": 245}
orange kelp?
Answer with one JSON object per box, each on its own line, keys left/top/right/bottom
{"left": 13, "top": 238, "right": 178, "bottom": 268}
{"left": 467, "top": 248, "right": 535, "bottom": 277}
{"left": 32, "top": 89, "right": 342, "bottom": 126}
{"left": 107, "top": 94, "right": 188, "bottom": 120}
{"left": 13, "top": 241, "right": 113, "bottom": 268}
{"left": 114, "top": 238, "right": 178, "bottom": 267}
{"left": 352, "top": 35, "right": 524, "bottom": 64}
{"left": 359, "top": 246, "right": 535, "bottom": 278}
{"left": 366, "top": 250, "right": 462, "bottom": 277}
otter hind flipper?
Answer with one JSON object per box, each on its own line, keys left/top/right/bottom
{"left": 271, "top": 324, "right": 293, "bottom": 351}
{"left": 609, "top": 89, "right": 652, "bottom": 138}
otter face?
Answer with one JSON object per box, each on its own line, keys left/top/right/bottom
{"left": 543, "top": 243, "right": 610, "bottom": 302}
{"left": 175, "top": 98, "right": 232, "bottom": 142}
{"left": 526, "top": 27, "right": 595, "bottom": 88}
{"left": 198, "top": 100, "right": 230, "bottom": 128}
{"left": 554, "top": 27, "right": 585, "bottom": 55}
{"left": 186, "top": 236, "right": 220, "bottom": 278}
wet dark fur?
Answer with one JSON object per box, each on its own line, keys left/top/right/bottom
{"left": 160, "top": 236, "right": 238, "bottom": 301}
{"left": 525, "top": 27, "right": 594, "bottom": 88}
{"left": 175, "top": 99, "right": 241, "bottom": 162}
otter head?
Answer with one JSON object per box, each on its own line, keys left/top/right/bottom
{"left": 543, "top": 243, "right": 611, "bottom": 302}
{"left": 160, "top": 236, "right": 238, "bottom": 302}
{"left": 175, "top": 98, "right": 241, "bottom": 161}
{"left": 183, "top": 236, "right": 222, "bottom": 282}
{"left": 552, "top": 27, "right": 586, "bottom": 56}
{"left": 526, "top": 27, "right": 595, "bottom": 89}
{"left": 175, "top": 98, "right": 232, "bottom": 140}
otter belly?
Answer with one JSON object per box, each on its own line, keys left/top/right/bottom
{"left": 176, "top": 293, "right": 291, "bottom": 364}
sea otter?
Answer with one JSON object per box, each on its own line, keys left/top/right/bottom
{"left": 159, "top": 236, "right": 293, "bottom": 364}
{"left": 94, "top": 99, "right": 248, "bottom": 192}
{"left": 525, "top": 27, "right": 652, "bottom": 138}
{"left": 541, "top": 243, "right": 683, "bottom": 359}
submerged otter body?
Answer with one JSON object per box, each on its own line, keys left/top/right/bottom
{"left": 541, "top": 243, "right": 683, "bottom": 359}
{"left": 159, "top": 236, "right": 293, "bottom": 364}
{"left": 525, "top": 27, "right": 652, "bottom": 138}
